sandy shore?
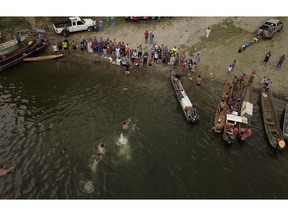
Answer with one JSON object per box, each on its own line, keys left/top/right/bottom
{"left": 46, "top": 17, "right": 288, "bottom": 99}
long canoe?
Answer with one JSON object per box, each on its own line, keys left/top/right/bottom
{"left": 23, "top": 54, "right": 64, "bottom": 62}
{"left": 171, "top": 71, "right": 199, "bottom": 123}
{"left": 223, "top": 78, "right": 245, "bottom": 143}
{"left": 237, "top": 72, "right": 256, "bottom": 141}
{"left": 0, "top": 36, "right": 25, "bottom": 51}
{"left": 283, "top": 103, "right": 288, "bottom": 142}
{"left": 260, "top": 89, "right": 285, "bottom": 150}
{"left": 0, "top": 42, "right": 46, "bottom": 72}
{"left": 221, "top": 80, "right": 233, "bottom": 101}
{"left": 212, "top": 107, "right": 226, "bottom": 134}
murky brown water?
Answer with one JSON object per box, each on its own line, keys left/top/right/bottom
{"left": 0, "top": 59, "right": 288, "bottom": 198}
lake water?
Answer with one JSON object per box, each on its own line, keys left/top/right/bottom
{"left": 0, "top": 58, "right": 288, "bottom": 199}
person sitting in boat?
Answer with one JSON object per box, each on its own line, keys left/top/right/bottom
{"left": 217, "top": 98, "right": 227, "bottom": 113}
{"left": 232, "top": 127, "right": 239, "bottom": 138}
{"left": 177, "top": 90, "right": 184, "bottom": 100}
{"left": 264, "top": 80, "right": 272, "bottom": 92}
{"left": 227, "top": 96, "right": 234, "bottom": 110}
{"left": 16, "top": 33, "right": 21, "bottom": 45}
{"left": 225, "top": 123, "right": 234, "bottom": 136}
{"left": 175, "top": 74, "right": 181, "bottom": 80}
{"left": 212, "top": 119, "right": 223, "bottom": 133}
{"left": 122, "top": 118, "right": 131, "bottom": 131}
{"left": 240, "top": 127, "right": 252, "bottom": 141}
{"left": 185, "top": 108, "right": 194, "bottom": 121}
{"left": 192, "top": 105, "right": 197, "bottom": 117}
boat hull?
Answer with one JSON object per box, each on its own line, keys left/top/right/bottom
{"left": 171, "top": 72, "right": 199, "bottom": 123}
{"left": 260, "top": 89, "right": 285, "bottom": 150}
{"left": 23, "top": 54, "right": 63, "bottom": 62}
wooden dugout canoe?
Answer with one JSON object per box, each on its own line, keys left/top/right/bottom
{"left": 260, "top": 89, "right": 285, "bottom": 150}
{"left": 283, "top": 103, "right": 288, "bottom": 142}
{"left": 23, "top": 54, "right": 64, "bottom": 62}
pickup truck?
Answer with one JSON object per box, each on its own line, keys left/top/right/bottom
{"left": 53, "top": 17, "right": 94, "bottom": 36}
{"left": 256, "top": 19, "right": 283, "bottom": 39}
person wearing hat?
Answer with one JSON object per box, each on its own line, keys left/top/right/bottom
{"left": 217, "top": 99, "right": 227, "bottom": 114}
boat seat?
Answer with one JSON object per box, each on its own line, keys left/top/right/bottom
{"left": 267, "top": 121, "right": 275, "bottom": 126}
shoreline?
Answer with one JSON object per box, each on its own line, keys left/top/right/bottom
{"left": 32, "top": 17, "right": 288, "bottom": 100}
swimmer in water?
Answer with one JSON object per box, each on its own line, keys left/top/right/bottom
{"left": 95, "top": 143, "right": 106, "bottom": 165}
{"left": 123, "top": 85, "right": 128, "bottom": 92}
{"left": 122, "top": 118, "right": 131, "bottom": 131}
{"left": 0, "top": 166, "right": 15, "bottom": 176}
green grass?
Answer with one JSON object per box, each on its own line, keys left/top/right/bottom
{"left": 0, "top": 17, "right": 31, "bottom": 32}
{"left": 180, "top": 18, "right": 250, "bottom": 57}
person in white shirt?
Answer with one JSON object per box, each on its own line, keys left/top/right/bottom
{"left": 227, "top": 65, "right": 233, "bottom": 74}
{"left": 205, "top": 27, "right": 211, "bottom": 38}
{"left": 52, "top": 43, "right": 59, "bottom": 53}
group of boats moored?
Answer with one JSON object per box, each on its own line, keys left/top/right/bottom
{"left": 171, "top": 68, "right": 288, "bottom": 152}
{"left": 212, "top": 70, "right": 288, "bottom": 151}
{"left": 0, "top": 30, "right": 63, "bottom": 72}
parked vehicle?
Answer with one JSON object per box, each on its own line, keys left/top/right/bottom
{"left": 125, "top": 17, "right": 149, "bottom": 21}
{"left": 53, "top": 17, "right": 94, "bottom": 36}
{"left": 256, "top": 19, "right": 283, "bottom": 39}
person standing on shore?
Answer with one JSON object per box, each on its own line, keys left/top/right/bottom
{"left": 194, "top": 53, "right": 201, "bottom": 65}
{"left": 276, "top": 54, "right": 285, "bottom": 70}
{"left": 196, "top": 75, "right": 202, "bottom": 88}
{"left": 110, "top": 17, "right": 115, "bottom": 27}
{"left": 227, "top": 65, "right": 233, "bottom": 74}
{"left": 231, "top": 59, "right": 236, "bottom": 70}
{"left": 263, "top": 51, "right": 271, "bottom": 64}
{"left": 205, "top": 27, "right": 211, "bottom": 38}
{"left": 144, "top": 30, "right": 149, "bottom": 44}
{"left": 149, "top": 31, "right": 154, "bottom": 45}
{"left": 99, "top": 19, "right": 103, "bottom": 31}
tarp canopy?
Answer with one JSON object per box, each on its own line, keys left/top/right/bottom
{"left": 227, "top": 113, "right": 243, "bottom": 123}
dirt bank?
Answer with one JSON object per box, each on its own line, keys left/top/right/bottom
{"left": 27, "top": 17, "right": 288, "bottom": 99}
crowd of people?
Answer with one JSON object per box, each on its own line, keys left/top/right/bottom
{"left": 51, "top": 33, "right": 202, "bottom": 76}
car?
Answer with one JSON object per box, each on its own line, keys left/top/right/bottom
{"left": 256, "top": 19, "right": 284, "bottom": 39}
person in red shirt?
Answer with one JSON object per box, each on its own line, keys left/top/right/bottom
{"left": 144, "top": 30, "right": 149, "bottom": 44}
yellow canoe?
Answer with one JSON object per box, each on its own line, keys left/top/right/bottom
{"left": 23, "top": 54, "right": 64, "bottom": 62}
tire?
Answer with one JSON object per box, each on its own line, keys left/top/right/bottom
{"left": 278, "top": 26, "right": 283, "bottom": 32}
{"left": 87, "top": 26, "right": 93, "bottom": 32}
{"left": 61, "top": 30, "right": 70, "bottom": 37}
